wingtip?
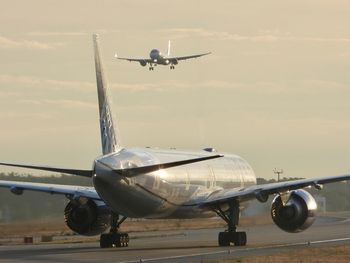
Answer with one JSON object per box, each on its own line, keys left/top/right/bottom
{"left": 93, "top": 33, "right": 99, "bottom": 41}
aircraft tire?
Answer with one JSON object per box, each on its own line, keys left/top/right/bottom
{"left": 100, "top": 233, "right": 129, "bottom": 248}
{"left": 218, "top": 232, "right": 230, "bottom": 246}
{"left": 233, "top": 231, "right": 247, "bottom": 246}
{"left": 218, "top": 231, "right": 247, "bottom": 246}
{"left": 100, "top": 233, "right": 113, "bottom": 248}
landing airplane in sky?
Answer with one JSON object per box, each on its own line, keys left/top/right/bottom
{"left": 1, "top": 34, "right": 350, "bottom": 249}
{"left": 115, "top": 40, "right": 210, "bottom": 70}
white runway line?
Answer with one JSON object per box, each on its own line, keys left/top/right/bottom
{"left": 119, "top": 237, "right": 350, "bottom": 263}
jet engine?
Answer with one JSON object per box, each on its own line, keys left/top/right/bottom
{"left": 139, "top": 60, "right": 147, "bottom": 67}
{"left": 172, "top": 59, "right": 178, "bottom": 65}
{"left": 271, "top": 189, "right": 317, "bottom": 233}
{"left": 64, "top": 199, "right": 111, "bottom": 236}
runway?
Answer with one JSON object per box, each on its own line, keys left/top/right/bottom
{"left": 1, "top": 215, "right": 350, "bottom": 263}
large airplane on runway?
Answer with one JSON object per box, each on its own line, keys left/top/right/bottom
{"left": 115, "top": 40, "right": 210, "bottom": 70}
{"left": 0, "top": 34, "right": 350, "bottom": 249}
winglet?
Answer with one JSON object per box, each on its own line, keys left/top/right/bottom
{"left": 167, "top": 40, "right": 171, "bottom": 57}
{"left": 113, "top": 154, "right": 223, "bottom": 177}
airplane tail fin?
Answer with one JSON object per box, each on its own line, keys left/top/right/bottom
{"left": 167, "top": 40, "right": 171, "bottom": 57}
{"left": 93, "top": 34, "right": 121, "bottom": 155}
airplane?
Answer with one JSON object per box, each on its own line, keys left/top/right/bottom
{"left": 114, "top": 40, "right": 211, "bottom": 70}
{"left": 1, "top": 34, "right": 350, "bottom": 249}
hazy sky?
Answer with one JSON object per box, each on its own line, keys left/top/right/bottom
{"left": 0, "top": 0, "right": 349, "bottom": 179}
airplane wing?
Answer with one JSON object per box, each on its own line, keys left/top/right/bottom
{"left": 110, "top": 154, "right": 223, "bottom": 177}
{"left": 0, "top": 180, "right": 101, "bottom": 200}
{"left": 201, "top": 173, "right": 350, "bottom": 207}
{"left": 116, "top": 57, "right": 153, "bottom": 62}
{"left": 169, "top": 52, "right": 211, "bottom": 62}
{"left": 114, "top": 54, "right": 152, "bottom": 63}
{"left": 0, "top": 162, "right": 93, "bottom": 177}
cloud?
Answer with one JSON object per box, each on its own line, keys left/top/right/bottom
{"left": 0, "top": 36, "right": 61, "bottom": 50}
{"left": 0, "top": 111, "right": 52, "bottom": 120}
{"left": 0, "top": 90, "right": 21, "bottom": 98}
{"left": 301, "top": 79, "right": 350, "bottom": 93}
{"left": 0, "top": 74, "right": 165, "bottom": 93}
{"left": 1, "top": 74, "right": 348, "bottom": 99}
{"left": 160, "top": 28, "right": 350, "bottom": 43}
{"left": 26, "top": 31, "right": 87, "bottom": 37}
{"left": 338, "top": 52, "right": 350, "bottom": 58}
{"left": 26, "top": 29, "right": 121, "bottom": 37}
{"left": 110, "top": 83, "right": 164, "bottom": 92}
{"left": 19, "top": 99, "right": 96, "bottom": 110}
{"left": 0, "top": 74, "right": 94, "bottom": 91}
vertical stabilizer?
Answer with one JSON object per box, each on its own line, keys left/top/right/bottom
{"left": 93, "top": 34, "right": 121, "bottom": 155}
{"left": 167, "top": 40, "right": 171, "bottom": 57}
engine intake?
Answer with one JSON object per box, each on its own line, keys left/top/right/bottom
{"left": 271, "top": 189, "right": 317, "bottom": 233}
{"left": 139, "top": 60, "right": 147, "bottom": 67}
{"left": 64, "top": 199, "right": 110, "bottom": 236}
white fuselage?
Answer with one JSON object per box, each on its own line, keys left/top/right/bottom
{"left": 93, "top": 148, "right": 256, "bottom": 219}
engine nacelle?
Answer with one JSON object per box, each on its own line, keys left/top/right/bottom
{"left": 172, "top": 59, "right": 178, "bottom": 65}
{"left": 64, "top": 199, "right": 110, "bottom": 236}
{"left": 139, "top": 60, "right": 147, "bottom": 67}
{"left": 271, "top": 189, "right": 317, "bottom": 233}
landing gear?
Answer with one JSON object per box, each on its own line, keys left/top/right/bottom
{"left": 170, "top": 65, "right": 175, "bottom": 69}
{"left": 149, "top": 63, "right": 154, "bottom": 71}
{"left": 218, "top": 231, "right": 246, "bottom": 246}
{"left": 214, "top": 199, "right": 247, "bottom": 247}
{"left": 100, "top": 232, "right": 129, "bottom": 248}
{"left": 100, "top": 212, "right": 129, "bottom": 248}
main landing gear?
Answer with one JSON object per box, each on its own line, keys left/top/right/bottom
{"left": 100, "top": 213, "right": 129, "bottom": 248}
{"left": 214, "top": 199, "right": 247, "bottom": 247}
{"left": 170, "top": 65, "right": 175, "bottom": 70}
{"left": 149, "top": 63, "right": 156, "bottom": 71}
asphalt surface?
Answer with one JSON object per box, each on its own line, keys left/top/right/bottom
{"left": 1, "top": 215, "right": 350, "bottom": 263}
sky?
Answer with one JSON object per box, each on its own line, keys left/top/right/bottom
{"left": 0, "top": 0, "right": 349, "bottom": 179}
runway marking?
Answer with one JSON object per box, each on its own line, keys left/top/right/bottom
{"left": 119, "top": 237, "right": 350, "bottom": 263}
{"left": 311, "top": 237, "right": 350, "bottom": 244}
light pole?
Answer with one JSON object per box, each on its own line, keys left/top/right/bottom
{"left": 273, "top": 168, "right": 283, "bottom": 182}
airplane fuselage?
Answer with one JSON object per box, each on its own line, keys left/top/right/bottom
{"left": 149, "top": 49, "right": 172, "bottom": 65}
{"left": 93, "top": 148, "right": 256, "bottom": 219}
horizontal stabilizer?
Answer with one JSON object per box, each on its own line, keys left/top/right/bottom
{"left": 113, "top": 154, "right": 223, "bottom": 177}
{"left": 0, "top": 162, "right": 93, "bottom": 177}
